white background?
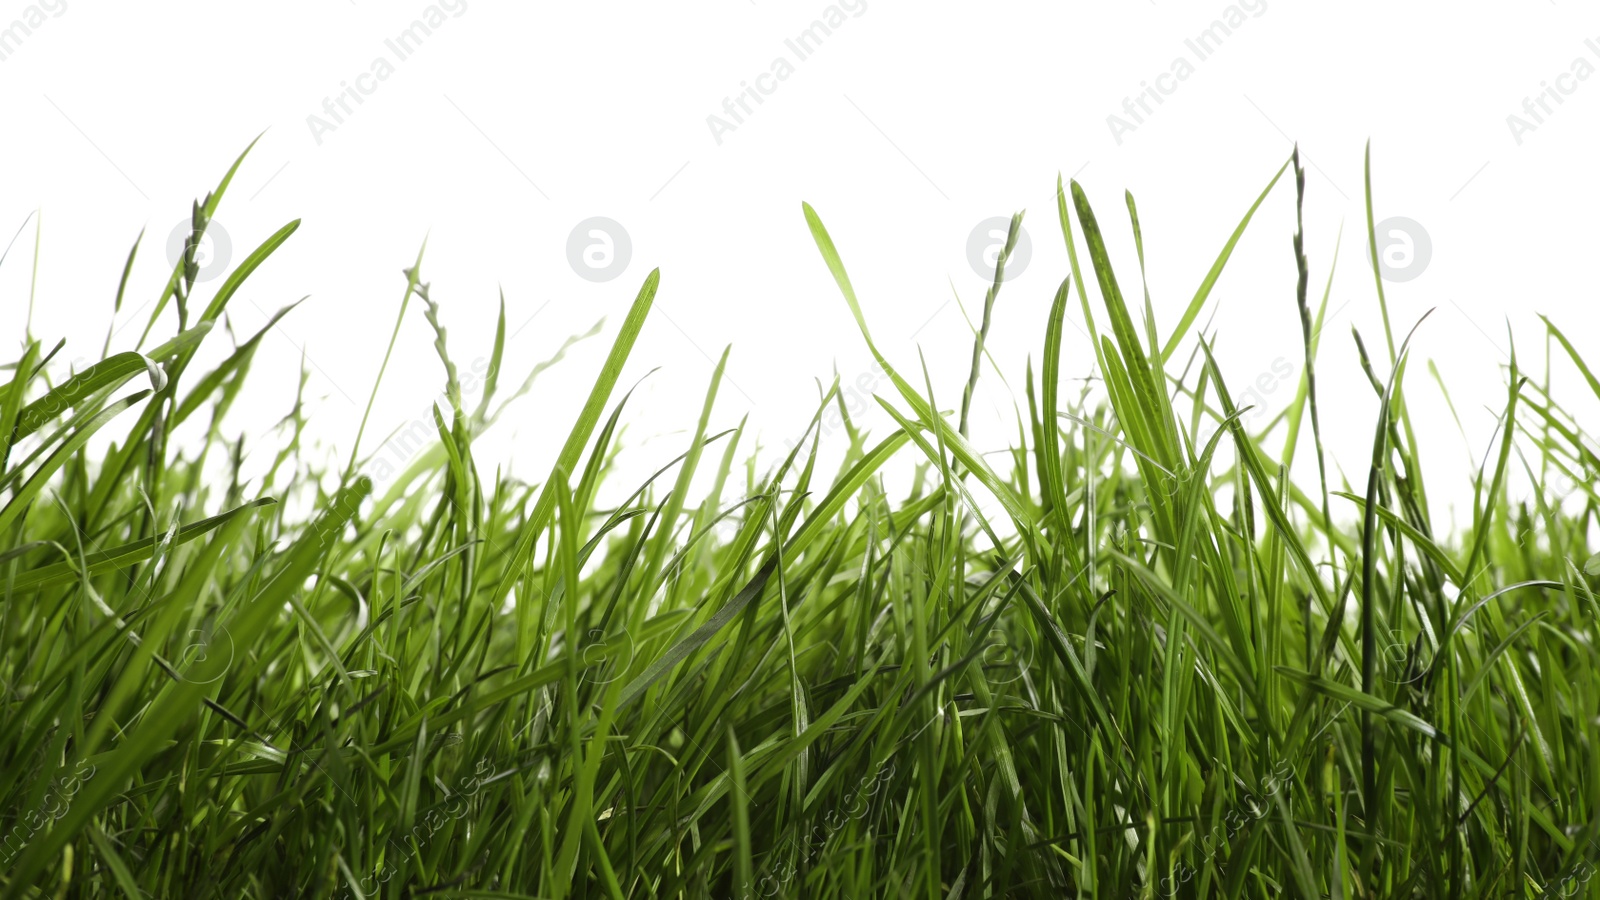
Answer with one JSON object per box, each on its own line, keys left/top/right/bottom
{"left": 2, "top": 1, "right": 1597, "bottom": 529}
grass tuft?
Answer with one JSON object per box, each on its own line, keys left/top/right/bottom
{"left": 2, "top": 146, "right": 1597, "bottom": 898}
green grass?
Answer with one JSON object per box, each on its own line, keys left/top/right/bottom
{"left": 2, "top": 140, "right": 1598, "bottom": 898}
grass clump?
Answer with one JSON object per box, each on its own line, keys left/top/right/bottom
{"left": 2, "top": 141, "right": 1598, "bottom": 899}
